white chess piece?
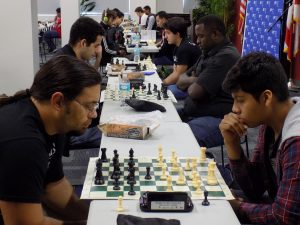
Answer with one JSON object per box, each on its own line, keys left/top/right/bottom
{"left": 185, "top": 158, "right": 191, "bottom": 171}
{"left": 160, "top": 166, "right": 167, "bottom": 180}
{"left": 166, "top": 176, "right": 173, "bottom": 192}
{"left": 200, "top": 147, "right": 207, "bottom": 162}
{"left": 207, "top": 161, "right": 217, "bottom": 185}
{"left": 117, "top": 196, "right": 124, "bottom": 212}
{"left": 176, "top": 168, "right": 185, "bottom": 185}
{"left": 195, "top": 180, "right": 203, "bottom": 195}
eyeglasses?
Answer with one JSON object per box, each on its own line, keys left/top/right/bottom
{"left": 74, "top": 99, "right": 99, "bottom": 113}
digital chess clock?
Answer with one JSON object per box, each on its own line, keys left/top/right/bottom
{"left": 139, "top": 192, "right": 194, "bottom": 212}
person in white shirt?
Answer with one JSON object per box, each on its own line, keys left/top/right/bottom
{"left": 143, "top": 5, "right": 156, "bottom": 30}
{"left": 134, "top": 7, "right": 148, "bottom": 28}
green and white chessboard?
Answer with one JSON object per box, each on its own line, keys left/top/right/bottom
{"left": 81, "top": 157, "right": 234, "bottom": 200}
{"left": 104, "top": 89, "right": 168, "bottom": 102}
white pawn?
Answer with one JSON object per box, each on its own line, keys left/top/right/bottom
{"left": 158, "top": 154, "right": 164, "bottom": 167}
{"left": 117, "top": 196, "right": 124, "bottom": 212}
{"left": 166, "top": 176, "right": 173, "bottom": 192}
{"left": 192, "top": 158, "right": 197, "bottom": 170}
{"left": 160, "top": 166, "right": 167, "bottom": 180}
{"left": 157, "top": 145, "right": 163, "bottom": 161}
{"left": 200, "top": 147, "right": 207, "bottom": 162}
{"left": 176, "top": 168, "right": 185, "bottom": 185}
{"left": 172, "top": 156, "right": 179, "bottom": 172}
{"left": 185, "top": 158, "right": 191, "bottom": 171}
{"left": 195, "top": 180, "right": 203, "bottom": 195}
{"left": 170, "top": 150, "right": 176, "bottom": 163}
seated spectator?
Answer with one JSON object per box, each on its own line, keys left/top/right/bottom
{"left": 43, "top": 7, "right": 61, "bottom": 52}
{"left": 134, "top": 6, "right": 148, "bottom": 29}
{"left": 177, "top": 15, "right": 240, "bottom": 147}
{"left": 163, "top": 17, "right": 201, "bottom": 99}
{"left": 220, "top": 52, "right": 300, "bottom": 224}
{"left": 143, "top": 5, "right": 157, "bottom": 30}
{"left": 153, "top": 11, "right": 175, "bottom": 66}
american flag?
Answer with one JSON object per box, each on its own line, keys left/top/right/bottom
{"left": 238, "top": 0, "right": 248, "bottom": 35}
{"left": 284, "top": 0, "right": 300, "bottom": 60}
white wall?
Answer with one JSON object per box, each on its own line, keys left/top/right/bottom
{"left": 157, "top": 0, "right": 183, "bottom": 13}
{"left": 0, "top": 0, "right": 39, "bottom": 95}
{"left": 183, "top": 0, "right": 198, "bottom": 14}
{"left": 38, "top": 0, "right": 60, "bottom": 14}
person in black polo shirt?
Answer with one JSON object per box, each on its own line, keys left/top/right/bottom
{"left": 163, "top": 17, "right": 201, "bottom": 99}
{"left": 177, "top": 15, "right": 240, "bottom": 148}
{"left": 55, "top": 17, "right": 104, "bottom": 70}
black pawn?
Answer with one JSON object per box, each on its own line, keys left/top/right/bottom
{"left": 96, "top": 159, "right": 102, "bottom": 169}
{"left": 202, "top": 190, "right": 210, "bottom": 206}
{"left": 128, "top": 181, "right": 136, "bottom": 195}
{"left": 145, "top": 166, "right": 152, "bottom": 180}
{"left": 94, "top": 169, "right": 104, "bottom": 185}
{"left": 116, "top": 58, "right": 119, "bottom": 65}
{"left": 143, "top": 64, "right": 147, "bottom": 71}
{"left": 153, "top": 84, "right": 158, "bottom": 92}
{"left": 100, "top": 148, "right": 108, "bottom": 162}
{"left": 157, "top": 91, "right": 161, "bottom": 100}
{"left": 147, "top": 83, "right": 152, "bottom": 95}
{"left": 132, "top": 90, "right": 136, "bottom": 98}
{"left": 113, "top": 149, "right": 118, "bottom": 157}
{"left": 129, "top": 148, "right": 134, "bottom": 158}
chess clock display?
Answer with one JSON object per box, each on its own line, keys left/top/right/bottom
{"left": 139, "top": 191, "right": 194, "bottom": 212}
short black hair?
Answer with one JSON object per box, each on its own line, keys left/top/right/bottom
{"left": 113, "top": 8, "right": 124, "bottom": 18}
{"left": 156, "top": 11, "right": 169, "bottom": 19}
{"left": 143, "top": 5, "right": 151, "bottom": 11}
{"left": 164, "top": 17, "right": 191, "bottom": 38}
{"left": 56, "top": 8, "right": 61, "bottom": 13}
{"left": 197, "top": 15, "right": 226, "bottom": 36}
{"left": 69, "top": 17, "right": 104, "bottom": 46}
{"left": 223, "top": 52, "right": 289, "bottom": 102}
{"left": 135, "top": 7, "right": 143, "bottom": 13}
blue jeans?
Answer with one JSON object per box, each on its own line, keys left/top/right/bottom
{"left": 187, "top": 116, "right": 224, "bottom": 148}
{"left": 153, "top": 56, "right": 173, "bottom": 65}
{"left": 168, "top": 84, "right": 188, "bottom": 100}
{"left": 43, "top": 30, "right": 59, "bottom": 51}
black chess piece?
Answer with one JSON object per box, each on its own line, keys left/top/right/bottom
{"left": 153, "top": 84, "right": 158, "bottom": 92}
{"left": 137, "top": 63, "right": 141, "bottom": 71}
{"left": 96, "top": 159, "right": 102, "bottom": 169}
{"left": 113, "top": 175, "right": 121, "bottom": 190}
{"left": 110, "top": 57, "right": 114, "bottom": 64}
{"left": 132, "top": 90, "right": 136, "bottom": 98}
{"left": 94, "top": 169, "right": 104, "bottom": 185}
{"left": 157, "top": 91, "right": 161, "bottom": 100}
{"left": 129, "top": 148, "right": 134, "bottom": 158}
{"left": 202, "top": 190, "right": 210, "bottom": 206}
{"left": 145, "top": 166, "right": 152, "bottom": 180}
{"left": 116, "top": 58, "right": 119, "bottom": 65}
{"left": 100, "top": 148, "right": 108, "bottom": 162}
{"left": 163, "top": 88, "right": 169, "bottom": 99}
{"left": 143, "top": 64, "right": 147, "bottom": 71}
{"left": 128, "top": 181, "right": 136, "bottom": 195}
{"left": 122, "top": 60, "right": 124, "bottom": 65}
{"left": 147, "top": 83, "right": 152, "bottom": 95}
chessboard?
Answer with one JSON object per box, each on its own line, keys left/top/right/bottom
{"left": 104, "top": 85, "right": 170, "bottom": 102}
{"left": 81, "top": 156, "right": 234, "bottom": 200}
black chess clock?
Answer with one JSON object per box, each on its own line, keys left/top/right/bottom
{"left": 139, "top": 192, "right": 194, "bottom": 212}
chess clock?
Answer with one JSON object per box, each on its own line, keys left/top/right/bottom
{"left": 139, "top": 192, "right": 194, "bottom": 212}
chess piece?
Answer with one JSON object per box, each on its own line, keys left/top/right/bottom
{"left": 113, "top": 174, "right": 120, "bottom": 190}
{"left": 192, "top": 158, "right": 197, "bottom": 170}
{"left": 116, "top": 58, "right": 119, "bottom": 65}
{"left": 117, "top": 196, "right": 124, "bottom": 212}
{"left": 170, "top": 150, "right": 176, "bottom": 163}
{"left": 153, "top": 84, "right": 158, "bottom": 92}
{"left": 160, "top": 166, "right": 167, "bottom": 180}
{"left": 200, "top": 147, "right": 207, "bottom": 162}
{"left": 157, "top": 91, "right": 161, "bottom": 100}
{"left": 137, "top": 63, "right": 141, "bottom": 71}
{"left": 176, "top": 168, "right": 185, "bottom": 185}
{"left": 147, "top": 83, "right": 152, "bottom": 95}
{"left": 171, "top": 156, "right": 179, "bottom": 172}
{"left": 145, "top": 166, "right": 152, "bottom": 180}
{"left": 157, "top": 154, "right": 164, "bottom": 167}
{"left": 143, "top": 64, "right": 147, "bottom": 71}
{"left": 185, "top": 158, "right": 191, "bottom": 171}
{"left": 128, "top": 181, "right": 136, "bottom": 195}
{"left": 157, "top": 145, "right": 163, "bottom": 161}
{"left": 139, "top": 85, "right": 143, "bottom": 95}
{"left": 94, "top": 168, "right": 104, "bottom": 185}
{"left": 195, "top": 180, "right": 203, "bottom": 195}
{"left": 96, "top": 158, "right": 102, "bottom": 169}
{"left": 207, "top": 161, "right": 217, "bottom": 185}
{"left": 131, "top": 89, "right": 136, "bottom": 98}
{"left": 122, "top": 60, "right": 124, "bottom": 65}
{"left": 202, "top": 190, "right": 210, "bottom": 206}
{"left": 129, "top": 148, "right": 134, "bottom": 158}
{"left": 100, "top": 148, "right": 108, "bottom": 162}
{"left": 166, "top": 176, "right": 173, "bottom": 192}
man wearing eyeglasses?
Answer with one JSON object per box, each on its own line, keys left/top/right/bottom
{"left": 0, "top": 56, "right": 101, "bottom": 225}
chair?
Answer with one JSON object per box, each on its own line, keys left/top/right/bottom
{"left": 220, "top": 135, "right": 249, "bottom": 168}
{"left": 38, "top": 35, "right": 47, "bottom": 64}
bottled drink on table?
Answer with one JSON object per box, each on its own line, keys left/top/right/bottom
{"left": 134, "top": 44, "right": 140, "bottom": 62}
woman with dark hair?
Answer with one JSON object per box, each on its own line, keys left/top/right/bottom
{"left": 100, "top": 8, "right": 126, "bottom": 65}
{"left": 0, "top": 55, "right": 101, "bottom": 225}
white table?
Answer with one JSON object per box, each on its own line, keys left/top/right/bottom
{"left": 87, "top": 200, "right": 240, "bottom": 225}
{"left": 126, "top": 45, "right": 160, "bottom": 53}
{"left": 99, "top": 100, "right": 181, "bottom": 124}
{"left": 99, "top": 122, "right": 200, "bottom": 158}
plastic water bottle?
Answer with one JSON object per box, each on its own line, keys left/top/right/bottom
{"left": 134, "top": 44, "right": 140, "bottom": 62}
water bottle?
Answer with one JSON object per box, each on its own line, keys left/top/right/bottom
{"left": 133, "top": 44, "right": 140, "bottom": 62}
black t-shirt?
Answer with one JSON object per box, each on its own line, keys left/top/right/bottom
{"left": 184, "top": 40, "right": 240, "bottom": 118}
{"left": 173, "top": 38, "right": 201, "bottom": 69}
{"left": 0, "top": 98, "right": 64, "bottom": 203}
{"left": 54, "top": 44, "right": 77, "bottom": 57}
